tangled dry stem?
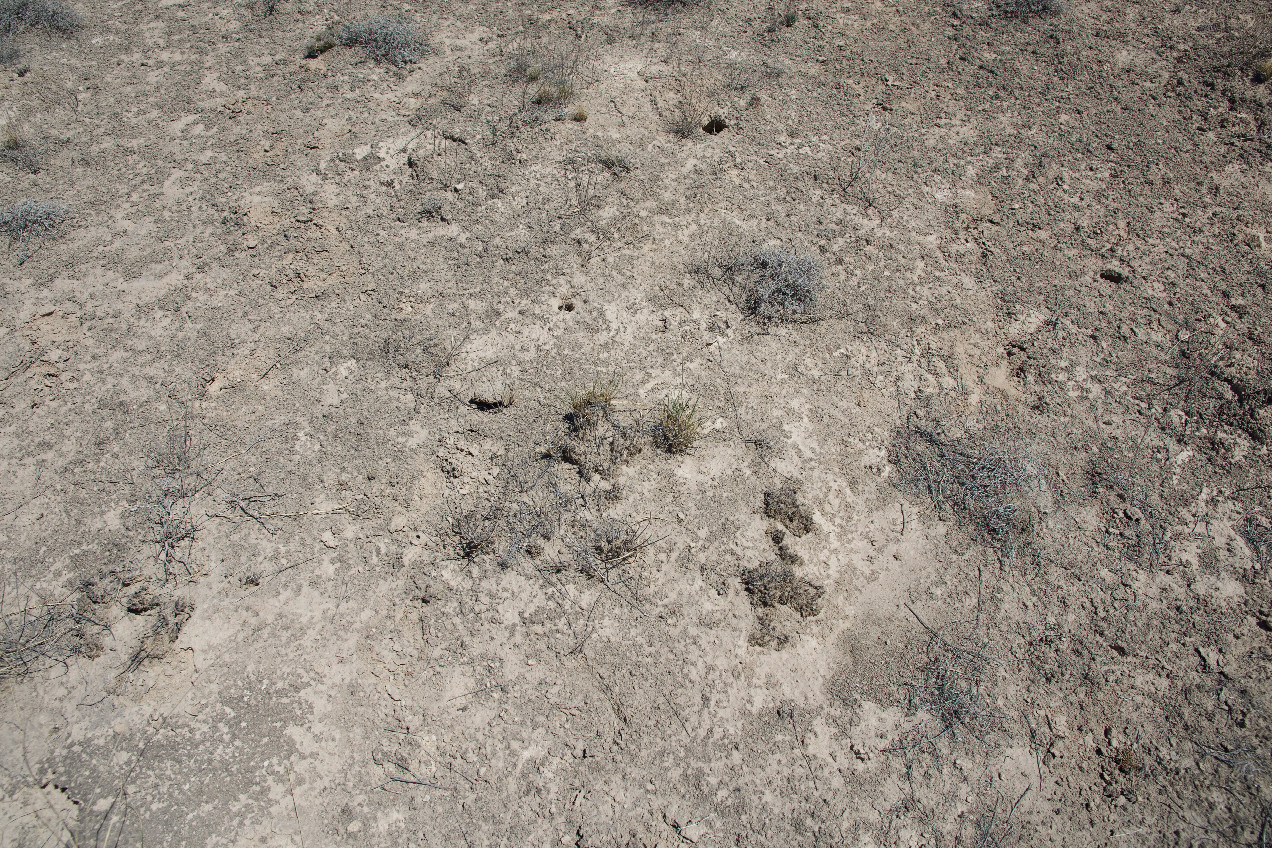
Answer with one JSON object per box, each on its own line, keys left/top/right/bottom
{"left": 891, "top": 416, "right": 1042, "bottom": 562}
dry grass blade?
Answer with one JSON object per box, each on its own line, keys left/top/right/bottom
{"left": 0, "top": 584, "right": 102, "bottom": 681}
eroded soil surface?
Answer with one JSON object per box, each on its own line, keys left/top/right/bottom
{"left": 2, "top": 0, "right": 1271, "bottom": 845}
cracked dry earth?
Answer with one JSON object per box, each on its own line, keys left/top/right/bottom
{"left": 2, "top": 0, "right": 1272, "bottom": 845}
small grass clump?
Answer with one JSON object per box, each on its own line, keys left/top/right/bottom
{"left": 566, "top": 379, "right": 621, "bottom": 430}
{"left": 724, "top": 247, "right": 825, "bottom": 324}
{"left": 1253, "top": 58, "right": 1272, "bottom": 85}
{"left": 0, "top": 0, "right": 80, "bottom": 36}
{"left": 1, "top": 198, "right": 67, "bottom": 263}
{"left": 1, "top": 122, "right": 40, "bottom": 173}
{"left": 596, "top": 151, "right": 633, "bottom": 175}
{"left": 653, "top": 394, "right": 701, "bottom": 454}
{"left": 993, "top": 0, "right": 1066, "bottom": 16}
{"left": 571, "top": 106, "right": 588, "bottom": 122}
{"left": 532, "top": 79, "right": 574, "bottom": 106}
{"left": 338, "top": 15, "right": 428, "bottom": 66}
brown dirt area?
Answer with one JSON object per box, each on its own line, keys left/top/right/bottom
{"left": 2, "top": 0, "right": 1272, "bottom": 844}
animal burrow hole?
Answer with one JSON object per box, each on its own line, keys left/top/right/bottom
{"left": 703, "top": 116, "right": 728, "bottom": 135}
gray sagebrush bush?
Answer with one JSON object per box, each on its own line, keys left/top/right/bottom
{"left": 0, "top": 0, "right": 81, "bottom": 36}
{"left": 339, "top": 15, "right": 427, "bottom": 66}
{"left": 729, "top": 247, "right": 825, "bottom": 324}
{"left": 1, "top": 199, "right": 68, "bottom": 262}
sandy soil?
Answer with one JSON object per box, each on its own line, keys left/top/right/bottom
{"left": 1, "top": 0, "right": 1271, "bottom": 845}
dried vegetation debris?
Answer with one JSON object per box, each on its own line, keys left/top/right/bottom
{"left": 0, "top": 586, "right": 104, "bottom": 680}
{"left": 1091, "top": 459, "right": 1173, "bottom": 567}
{"left": 890, "top": 410, "right": 1044, "bottom": 559}
{"left": 124, "top": 596, "right": 194, "bottom": 673}
{"left": 893, "top": 608, "right": 1006, "bottom": 750}
{"left": 762, "top": 486, "right": 815, "bottom": 536}
{"left": 1170, "top": 330, "right": 1272, "bottom": 445}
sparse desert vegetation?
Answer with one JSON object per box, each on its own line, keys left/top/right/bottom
{"left": 0, "top": 198, "right": 66, "bottom": 262}
{"left": 0, "top": 0, "right": 79, "bottom": 36}
{"left": 337, "top": 15, "right": 429, "bottom": 66}
{"left": 1, "top": 0, "right": 1271, "bottom": 845}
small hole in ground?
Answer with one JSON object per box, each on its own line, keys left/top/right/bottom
{"left": 703, "top": 117, "right": 728, "bottom": 135}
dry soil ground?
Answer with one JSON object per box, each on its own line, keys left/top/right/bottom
{"left": 1, "top": 0, "right": 1272, "bottom": 845}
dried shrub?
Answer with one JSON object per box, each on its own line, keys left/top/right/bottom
{"left": 596, "top": 151, "right": 633, "bottom": 175}
{"left": 1239, "top": 518, "right": 1272, "bottom": 567}
{"left": 715, "top": 247, "right": 825, "bottom": 324}
{"left": 889, "top": 413, "right": 1043, "bottom": 561}
{"left": 891, "top": 610, "right": 1006, "bottom": 751}
{"left": 0, "top": 0, "right": 80, "bottom": 36}
{"left": 454, "top": 461, "right": 574, "bottom": 569}
{"left": 564, "top": 517, "right": 653, "bottom": 604}
{"left": 455, "top": 507, "right": 498, "bottom": 558}
{"left": 338, "top": 15, "right": 428, "bottom": 66}
{"left": 555, "top": 381, "right": 644, "bottom": 480}
{"left": 1, "top": 199, "right": 68, "bottom": 263}
{"left": 142, "top": 420, "right": 212, "bottom": 578}
{"left": 305, "top": 27, "right": 337, "bottom": 58}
